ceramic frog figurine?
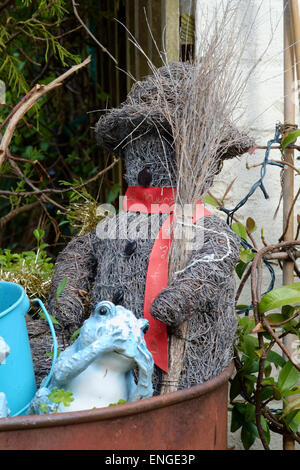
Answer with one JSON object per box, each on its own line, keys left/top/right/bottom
{"left": 28, "top": 301, "right": 154, "bottom": 414}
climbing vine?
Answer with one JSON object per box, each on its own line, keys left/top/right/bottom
{"left": 206, "top": 126, "right": 300, "bottom": 450}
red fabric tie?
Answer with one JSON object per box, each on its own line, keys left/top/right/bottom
{"left": 123, "top": 186, "right": 212, "bottom": 372}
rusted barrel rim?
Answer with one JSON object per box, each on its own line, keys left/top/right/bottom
{"left": 0, "top": 362, "right": 234, "bottom": 431}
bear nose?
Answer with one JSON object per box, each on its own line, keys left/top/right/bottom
{"left": 112, "top": 289, "right": 124, "bottom": 305}
{"left": 138, "top": 166, "right": 152, "bottom": 187}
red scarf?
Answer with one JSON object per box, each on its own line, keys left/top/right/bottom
{"left": 123, "top": 186, "right": 212, "bottom": 372}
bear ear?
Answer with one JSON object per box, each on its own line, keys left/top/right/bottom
{"left": 218, "top": 126, "right": 255, "bottom": 161}
{"left": 95, "top": 111, "right": 129, "bottom": 157}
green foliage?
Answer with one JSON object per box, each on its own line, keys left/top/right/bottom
{"left": 0, "top": 229, "right": 54, "bottom": 299}
{"left": 0, "top": 230, "right": 53, "bottom": 276}
{"left": 231, "top": 221, "right": 256, "bottom": 280}
{"left": 281, "top": 129, "right": 300, "bottom": 154}
{"left": 39, "top": 386, "right": 74, "bottom": 414}
{"left": 232, "top": 221, "right": 247, "bottom": 241}
{"left": 231, "top": 212, "right": 300, "bottom": 449}
{"left": 258, "top": 282, "right": 300, "bottom": 315}
{"left": 231, "top": 286, "right": 300, "bottom": 449}
{"left": 48, "top": 386, "right": 74, "bottom": 407}
{"left": 0, "top": 0, "right": 124, "bottom": 259}
{"left": 0, "top": 0, "right": 80, "bottom": 98}
{"left": 246, "top": 217, "right": 257, "bottom": 234}
{"left": 108, "top": 398, "right": 127, "bottom": 407}
{"left": 55, "top": 276, "right": 68, "bottom": 299}
{"left": 69, "top": 327, "right": 81, "bottom": 342}
{"left": 230, "top": 403, "right": 270, "bottom": 450}
{"left": 202, "top": 193, "right": 219, "bottom": 207}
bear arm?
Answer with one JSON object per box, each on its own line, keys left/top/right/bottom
{"left": 47, "top": 230, "right": 99, "bottom": 335}
{"left": 151, "top": 216, "right": 240, "bottom": 326}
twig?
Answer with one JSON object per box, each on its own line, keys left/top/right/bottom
{"left": 55, "top": 25, "right": 83, "bottom": 40}
{"left": 262, "top": 317, "right": 300, "bottom": 372}
{"left": 0, "top": 157, "right": 119, "bottom": 197}
{"left": 8, "top": 154, "right": 66, "bottom": 212}
{"left": 266, "top": 310, "right": 300, "bottom": 328}
{"left": 207, "top": 190, "right": 258, "bottom": 250}
{"left": 13, "top": 43, "right": 41, "bottom": 67}
{"left": 0, "top": 56, "right": 91, "bottom": 168}
{"left": 279, "top": 187, "right": 300, "bottom": 241}
{"left": 247, "top": 159, "right": 300, "bottom": 174}
{"left": 288, "top": 249, "right": 300, "bottom": 277}
{"left": 251, "top": 241, "right": 300, "bottom": 320}
{"left": 71, "top": 0, "right": 117, "bottom": 64}
{"left": 29, "top": 54, "right": 52, "bottom": 88}
{"left": 0, "top": 200, "right": 40, "bottom": 229}
{"left": 235, "top": 264, "right": 252, "bottom": 303}
{"left": 254, "top": 144, "right": 300, "bottom": 151}
{"left": 255, "top": 335, "right": 270, "bottom": 450}
{"left": 0, "top": 0, "right": 14, "bottom": 14}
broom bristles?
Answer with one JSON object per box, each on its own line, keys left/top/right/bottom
{"left": 117, "top": 0, "right": 277, "bottom": 392}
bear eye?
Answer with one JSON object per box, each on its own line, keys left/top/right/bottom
{"left": 142, "top": 323, "right": 149, "bottom": 334}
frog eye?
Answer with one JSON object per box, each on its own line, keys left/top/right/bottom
{"left": 98, "top": 306, "right": 108, "bottom": 315}
{"left": 94, "top": 303, "right": 110, "bottom": 316}
{"left": 139, "top": 320, "right": 149, "bottom": 334}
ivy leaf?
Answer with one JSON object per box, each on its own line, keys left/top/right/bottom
{"left": 241, "top": 422, "right": 258, "bottom": 450}
{"left": 232, "top": 222, "right": 247, "bottom": 241}
{"left": 281, "top": 397, "right": 300, "bottom": 418}
{"left": 239, "top": 248, "right": 255, "bottom": 264}
{"left": 266, "top": 350, "right": 286, "bottom": 368}
{"left": 261, "top": 416, "right": 271, "bottom": 444}
{"left": 202, "top": 194, "right": 219, "bottom": 207}
{"left": 283, "top": 386, "right": 300, "bottom": 397}
{"left": 258, "top": 282, "right": 300, "bottom": 314}
{"left": 277, "top": 361, "right": 300, "bottom": 393}
{"left": 261, "top": 385, "right": 274, "bottom": 401}
{"left": 235, "top": 261, "right": 248, "bottom": 279}
{"left": 231, "top": 404, "right": 244, "bottom": 432}
{"left": 281, "top": 129, "right": 300, "bottom": 153}
{"left": 246, "top": 217, "right": 257, "bottom": 234}
{"left": 230, "top": 375, "right": 242, "bottom": 402}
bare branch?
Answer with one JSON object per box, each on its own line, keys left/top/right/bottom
{"left": 0, "top": 157, "right": 119, "bottom": 197}
{"left": 0, "top": 201, "right": 40, "bottom": 229}
{"left": 0, "top": 56, "right": 91, "bottom": 169}
{"left": 71, "top": 0, "right": 117, "bottom": 64}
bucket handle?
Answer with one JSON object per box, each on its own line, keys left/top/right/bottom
{"left": 12, "top": 298, "right": 58, "bottom": 417}
{"left": 32, "top": 298, "right": 58, "bottom": 388}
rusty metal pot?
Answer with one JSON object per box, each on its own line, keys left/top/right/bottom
{"left": 0, "top": 362, "right": 234, "bottom": 450}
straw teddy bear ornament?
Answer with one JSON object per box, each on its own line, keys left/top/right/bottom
{"left": 30, "top": 62, "right": 253, "bottom": 395}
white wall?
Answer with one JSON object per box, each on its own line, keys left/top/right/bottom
{"left": 195, "top": 0, "right": 300, "bottom": 450}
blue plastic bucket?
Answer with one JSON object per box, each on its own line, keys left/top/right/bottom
{"left": 0, "top": 281, "right": 57, "bottom": 416}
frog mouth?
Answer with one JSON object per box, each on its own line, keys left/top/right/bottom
{"left": 114, "top": 350, "right": 132, "bottom": 360}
